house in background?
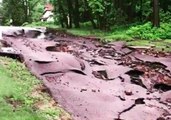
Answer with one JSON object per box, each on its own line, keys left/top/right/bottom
{"left": 41, "top": 3, "right": 54, "bottom": 22}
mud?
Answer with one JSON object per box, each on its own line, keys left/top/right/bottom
{"left": 1, "top": 27, "right": 171, "bottom": 120}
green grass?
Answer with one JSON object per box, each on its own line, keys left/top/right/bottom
{"left": 25, "top": 22, "right": 171, "bottom": 52}
{"left": 127, "top": 39, "right": 171, "bottom": 52}
{"left": 24, "top": 21, "right": 60, "bottom": 29}
{"left": 67, "top": 27, "right": 131, "bottom": 41}
{"left": 0, "top": 58, "right": 43, "bottom": 120}
{"left": 67, "top": 27, "right": 171, "bottom": 52}
{"left": 67, "top": 23, "right": 135, "bottom": 41}
{"left": 0, "top": 57, "right": 66, "bottom": 120}
{"left": 67, "top": 28, "right": 133, "bottom": 43}
{"left": 25, "top": 21, "right": 131, "bottom": 40}
{"left": 66, "top": 24, "right": 171, "bottom": 52}
{"left": 67, "top": 28, "right": 107, "bottom": 37}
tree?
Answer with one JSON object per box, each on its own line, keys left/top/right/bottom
{"left": 2, "top": 0, "right": 171, "bottom": 29}
{"left": 73, "top": 0, "right": 80, "bottom": 28}
{"left": 152, "top": 0, "right": 160, "bottom": 27}
{"left": 2, "top": 0, "right": 44, "bottom": 25}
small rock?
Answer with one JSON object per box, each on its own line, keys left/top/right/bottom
{"left": 124, "top": 89, "right": 133, "bottom": 96}
{"left": 160, "top": 91, "right": 171, "bottom": 104}
{"left": 92, "top": 89, "right": 96, "bottom": 93}
{"left": 80, "top": 89, "right": 87, "bottom": 92}
{"left": 156, "top": 117, "right": 165, "bottom": 120}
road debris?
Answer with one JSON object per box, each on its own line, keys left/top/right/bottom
{"left": 0, "top": 27, "right": 171, "bottom": 120}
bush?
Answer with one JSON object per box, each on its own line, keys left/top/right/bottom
{"left": 160, "top": 8, "right": 171, "bottom": 23}
{"left": 126, "top": 22, "right": 171, "bottom": 40}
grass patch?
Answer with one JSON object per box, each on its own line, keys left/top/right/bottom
{"left": 67, "top": 26, "right": 171, "bottom": 52}
{"left": 67, "top": 28, "right": 107, "bottom": 37}
{"left": 67, "top": 27, "right": 131, "bottom": 41}
{"left": 0, "top": 58, "right": 43, "bottom": 120}
{"left": 67, "top": 23, "right": 135, "bottom": 41}
{"left": 67, "top": 27, "right": 171, "bottom": 52}
{"left": 67, "top": 24, "right": 171, "bottom": 52}
{"left": 0, "top": 57, "right": 70, "bottom": 120}
{"left": 127, "top": 39, "right": 171, "bottom": 52}
{"left": 25, "top": 22, "right": 171, "bottom": 52}
{"left": 23, "top": 21, "right": 60, "bottom": 29}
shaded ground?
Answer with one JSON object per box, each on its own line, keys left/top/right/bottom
{"left": 0, "top": 27, "right": 171, "bottom": 120}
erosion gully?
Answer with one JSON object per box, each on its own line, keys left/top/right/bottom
{"left": 0, "top": 27, "right": 171, "bottom": 120}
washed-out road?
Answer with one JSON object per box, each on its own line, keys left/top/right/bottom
{"left": 0, "top": 26, "right": 171, "bottom": 120}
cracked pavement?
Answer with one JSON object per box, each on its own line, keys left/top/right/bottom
{"left": 0, "top": 27, "right": 171, "bottom": 120}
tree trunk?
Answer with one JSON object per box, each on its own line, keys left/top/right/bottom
{"left": 23, "top": 0, "right": 28, "bottom": 22}
{"left": 66, "top": 0, "right": 73, "bottom": 28}
{"left": 152, "top": 0, "right": 160, "bottom": 27}
{"left": 57, "top": 0, "right": 68, "bottom": 28}
{"left": 140, "top": 0, "right": 143, "bottom": 22}
{"left": 73, "top": 0, "right": 80, "bottom": 28}
{"left": 84, "top": 0, "right": 97, "bottom": 29}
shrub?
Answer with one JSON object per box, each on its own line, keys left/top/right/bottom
{"left": 126, "top": 22, "right": 171, "bottom": 40}
{"left": 160, "top": 9, "right": 171, "bottom": 23}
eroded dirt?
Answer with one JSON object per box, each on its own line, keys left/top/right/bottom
{"left": 1, "top": 27, "right": 171, "bottom": 120}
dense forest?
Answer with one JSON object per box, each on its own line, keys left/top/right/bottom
{"left": 0, "top": 0, "right": 171, "bottom": 39}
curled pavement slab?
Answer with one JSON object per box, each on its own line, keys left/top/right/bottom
{"left": 0, "top": 27, "right": 171, "bottom": 120}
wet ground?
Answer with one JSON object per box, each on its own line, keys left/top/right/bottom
{"left": 0, "top": 27, "right": 171, "bottom": 120}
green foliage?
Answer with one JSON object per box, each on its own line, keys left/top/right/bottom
{"left": 104, "top": 34, "right": 132, "bottom": 41}
{"left": 67, "top": 21, "right": 171, "bottom": 42}
{"left": 68, "top": 23, "right": 171, "bottom": 51}
{"left": 0, "top": 58, "right": 43, "bottom": 120}
{"left": 2, "top": 0, "right": 44, "bottom": 25}
{"left": 68, "top": 27, "right": 106, "bottom": 37}
{"left": 67, "top": 23, "right": 132, "bottom": 41}
{"left": 87, "top": 0, "right": 127, "bottom": 29}
{"left": 0, "top": 57, "right": 62, "bottom": 120}
{"left": 2, "top": 0, "right": 171, "bottom": 31}
{"left": 127, "top": 39, "right": 171, "bottom": 52}
{"left": 88, "top": 0, "right": 104, "bottom": 14}
{"left": 112, "top": 8, "right": 127, "bottom": 25}
{"left": 31, "top": 2, "right": 44, "bottom": 22}
{"left": 160, "top": 9, "right": 171, "bottom": 23}
{"left": 141, "top": 0, "right": 151, "bottom": 20}
{"left": 24, "top": 21, "right": 59, "bottom": 29}
{"left": 126, "top": 22, "right": 171, "bottom": 40}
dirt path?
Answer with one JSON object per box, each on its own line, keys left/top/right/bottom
{"left": 1, "top": 27, "right": 171, "bottom": 120}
